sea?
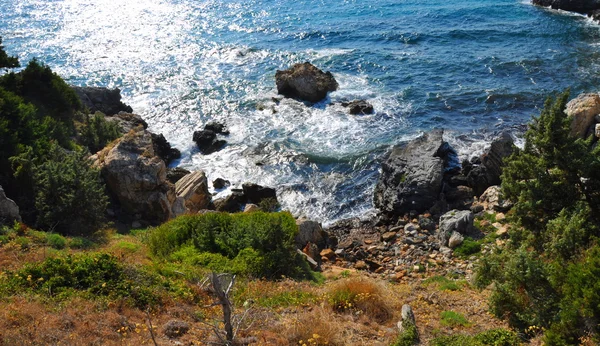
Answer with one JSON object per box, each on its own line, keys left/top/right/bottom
{"left": 2, "top": 0, "right": 600, "bottom": 224}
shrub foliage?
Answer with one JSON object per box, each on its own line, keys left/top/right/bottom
{"left": 475, "top": 90, "right": 600, "bottom": 344}
{"left": 149, "top": 212, "right": 314, "bottom": 280}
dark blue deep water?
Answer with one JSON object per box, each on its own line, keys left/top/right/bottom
{"left": 2, "top": 0, "right": 600, "bottom": 223}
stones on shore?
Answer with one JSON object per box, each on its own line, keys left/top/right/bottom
{"left": 212, "top": 183, "right": 279, "bottom": 213}
{"left": 373, "top": 129, "right": 453, "bottom": 216}
{"left": 275, "top": 62, "right": 338, "bottom": 103}
{"left": 532, "top": 0, "right": 600, "bottom": 15}
{"left": 0, "top": 185, "right": 21, "bottom": 225}
{"left": 341, "top": 100, "right": 374, "bottom": 115}
{"left": 151, "top": 132, "right": 181, "bottom": 166}
{"left": 72, "top": 86, "right": 133, "bottom": 116}
{"left": 213, "top": 178, "right": 230, "bottom": 189}
{"left": 193, "top": 121, "right": 229, "bottom": 155}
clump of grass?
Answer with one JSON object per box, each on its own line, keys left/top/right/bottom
{"left": 46, "top": 233, "right": 67, "bottom": 249}
{"left": 454, "top": 238, "right": 482, "bottom": 258}
{"left": 282, "top": 307, "right": 342, "bottom": 345}
{"left": 114, "top": 241, "right": 140, "bottom": 253}
{"left": 440, "top": 310, "right": 470, "bottom": 327}
{"left": 327, "top": 278, "right": 393, "bottom": 323}
{"left": 422, "top": 275, "right": 465, "bottom": 291}
{"left": 234, "top": 279, "right": 317, "bottom": 308}
{"left": 431, "top": 328, "right": 521, "bottom": 346}
{"left": 392, "top": 322, "right": 419, "bottom": 346}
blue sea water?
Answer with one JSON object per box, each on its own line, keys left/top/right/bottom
{"left": 2, "top": 0, "right": 600, "bottom": 223}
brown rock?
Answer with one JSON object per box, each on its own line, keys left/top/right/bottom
{"left": 320, "top": 248, "right": 336, "bottom": 259}
{"left": 566, "top": 93, "right": 600, "bottom": 138}
{"left": 275, "top": 62, "right": 338, "bottom": 103}
{"left": 175, "top": 171, "right": 211, "bottom": 213}
{"left": 355, "top": 261, "right": 368, "bottom": 270}
{"left": 382, "top": 231, "right": 397, "bottom": 242}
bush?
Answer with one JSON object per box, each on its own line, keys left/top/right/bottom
{"left": 33, "top": 143, "right": 108, "bottom": 235}
{"left": 392, "top": 322, "right": 419, "bottom": 346}
{"left": 0, "top": 36, "right": 19, "bottom": 68}
{"left": 453, "top": 238, "right": 482, "bottom": 258}
{"left": 79, "top": 112, "right": 121, "bottom": 153}
{"left": 1, "top": 253, "right": 170, "bottom": 308}
{"left": 46, "top": 233, "right": 66, "bottom": 249}
{"left": 431, "top": 329, "right": 520, "bottom": 346}
{"left": 149, "top": 212, "right": 314, "bottom": 280}
{"left": 475, "top": 90, "right": 600, "bottom": 344}
{"left": 440, "top": 310, "right": 470, "bottom": 327}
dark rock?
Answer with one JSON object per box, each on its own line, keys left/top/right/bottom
{"left": 275, "top": 62, "right": 338, "bottom": 103}
{"left": 341, "top": 100, "right": 374, "bottom": 115}
{"left": 151, "top": 133, "right": 180, "bottom": 166}
{"left": 0, "top": 185, "right": 21, "bottom": 225}
{"left": 167, "top": 167, "right": 191, "bottom": 184}
{"left": 532, "top": 0, "right": 600, "bottom": 14}
{"left": 213, "top": 191, "right": 245, "bottom": 212}
{"left": 192, "top": 130, "right": 226, "bottom": 154}
{"left": 162, "top": 320, "right": 190, "bottom": 338}
{"left": 445, "top": 185, "right": 475, "bottom": 210}
{"left": 466, "top": 132, "right": 515, "bottom": 196}
{"left": 72, "top": 86, "right": 133, "bottom": 115}
{"left": 418, "top": 217, "right": 436, "bottom": 232}
{"left": 374, "top": 130, "right": 451, "bottom": 216}
{"left": 204, "top": 121, "right": 229, "bottom": 135}
{"left": 242, "top": 183, "right": 277, "bottom": 205}
{"left": 105, "top": 112, "right": 148, "bottom": 134}
{"left": 213, "top": 178, "right": 230, "bottom": 189}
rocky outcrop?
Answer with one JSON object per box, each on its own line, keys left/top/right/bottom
{"left": 437, "top": 210, "right": 474, "bottom": 247}
{"left": 193, "top": 123, "right": 229, "bottom": 155}
{"left": 93, "top": 126, "right": 178, "bottom": 223}
{"left": 212, "top": 183, "right": 278, "bottom": 212}
{"left": 464, "top": 132, "right": 515, "bottom": 196}
{"left": 151, "top": 133, "right": 181, "bottom": 166}
{"left": 213, "top": 190, "right": 245, "bottom": 213}
{"left": 175, "top": 171, "right": 211, "bottom": 213}
{"left": 167, "top": 167, "right": 191, "bottom": 184}
{"left": 532, "top": 0, "right": 600, "bottom": 14}
{"left": 275, "top": 62, "right": 338, "bottom": 103}
{"left": 374, "top": 130, "right": 454, "bottom": 216}
{"left": 72, "top": 86, "right": 133, "bottom": 115}
{"left": 342, "top": 100, "right": 374, "bottom": 115}
{"left": 105, "top": 112, "right": 148, "bottom": 134}
{"left": 295, "top": 219, "right": 326, "bottom": 249}
{"left": 0, "top": 185, "right": 21, "bottom": 225}
{"left": 565, "top": 93, "right": 600, "bottom": 138}
{"left": 213, "top": 178, "right": 230, "bottom": 189}
{"left": 242, "top": 183, "right": 277, "bottom": 205}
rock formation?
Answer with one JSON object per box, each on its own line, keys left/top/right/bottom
{"left": 175, "top": 171, "right": 211, "bottom": 213}
{"left": 0, "top": 185, "right": 21, "bottom": 225}
{"left": 72, "top": 86, "right": 133, "bottom": 115}
{"left": 374, "top": 130, "right": 454, "bottom": 216}
{"left": 464, "top": 132, "right": 515, "bottom": 196}
{"left": 565, "top": 93, "right": 600, "bottom": 138}
{"left": 275, "top": 62, "right": 338, "bottom": 103}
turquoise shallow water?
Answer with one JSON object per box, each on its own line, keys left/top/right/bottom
{"left": 2, "top": 0, "right": 600, "bottom": 223}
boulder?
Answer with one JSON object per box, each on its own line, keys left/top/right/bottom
{"left": 295, "top": 219, "right": 325, "bottom": 249}
{"left": 244, "top": 203, "right": 261, "bottom": 213}
{"left": 0, "top": 185, "right": 21, "bottom": 225}
{"left": 72, "top": 86, "right": 133, "bottom": 115}
{"left": 342, "top": 100, "right": 374, "bottom": 115}
{"left": 445, "top": 185, "right": 475, "bottom": 210}
{"left": 532, "top": 0, "right": 600, "bottom": 14}
{"left": 204, "top": 121, "right": 229, "bottom": 135}
{"left": 466, "top": 132, "right": 515, "bottom": 196}
{"left": 151, "top": 133, "right": 181, "bottom": 166}
{"left": 373, "top": 130, "right": 449, "bottom": 215}
{"left": 192, "top": 130, "right": 226, "bottom": 154}
{"left": 213, "top": 191, "right": 245, "bottom": 212}
{"left": 213, "top": 178, "right": 230, "bottom": 189}
{"left": 565, "top": 93, "right": 600, "bottom": 138}
{"left": 275, "top": 62, "right": 338, "bottom": 103}
{"left": 478, "top": 185, "right": 513, "bottom": 212}
{"left": 397, "top": 304, "right": 418, "bottom": 337}
{"left": 242, "top": 183, "right": 277, "bottom": 205}
{"left": 438, "top": 210, "right": 474, "bottom": 247}
{"left": 105, "top": 112, "right": 148, "bottom": 134}
{"left": 175, "top": 171, "right": 211, "bottom": 213}
{"left": 94, "top": 126, "right": 177, "bottom": 223}
{"left": 448, "top": 231, "right": 464, "bottom": 249}
{"left": 162, "top": 320, "right": 190, "bottom": 339}
{"left": 167, "top": 167, "right": 191, "bottom": 184}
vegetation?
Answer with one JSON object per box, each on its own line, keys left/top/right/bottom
{"left": 475, "top": 90, "right": 600, "bottom": 344}
{"left": 0, "top": 37, "right": 19, "bottom": 68}
{"left": 149, "top": 211, "right": 315, "bottom": 280}
{"left": 430, "top": 329, "right": 521, "bottom": 346}
{"left": 440, "top": 310, "right": 470, "bottom": 327}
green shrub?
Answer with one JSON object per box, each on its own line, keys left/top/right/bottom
{"left": 430, "top": 329, "right": 520, "bottom": 346}
{"left": 454, "top": 238, "right": 482, "bottom": 258}
{"left": 33, "top": 143, "right": 108, "bottom": 234}
{"left": 1, "top": 253, "right": 167, "bottom": 308}
{"left": 79, "top": 112, "right": 121, "bottom": 153}
{"left": 440, "top": 310, "right": 470, "bottom": 327}
{"left": 476, "top": 90, "right": 600, "bottom": 344}
{"left": 68, "top": 237, "right": 95, "bottom": 249}
{"left": 149, "top": 212, "right": 314, "bottom": 280}
{"left": 391, "top": 322, "right": 419, "bottom": 346}
{"left": 422, "top": 275, "right": 463, "bottom": 291}
{"left": 46, "top": 233, "right": 66, "bottom": 249}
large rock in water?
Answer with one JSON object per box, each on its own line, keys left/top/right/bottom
{"left": 275, "top": 62, "right": 338, "bottom": 103}
{"left": 466, "top": 132, "right": 515, "bottom": 196}
{"left": 565, "top": 93, "right": 600, "bottom": 138}
{"left": 175, "top": 171, "right": 211, "bottom": 213}
{"left": 72, "top": 86, "right": 133, "bottom": 115}
{"left": 0, "top": 185, "right": 21, "bottom": 225}
{"left": 532, "top": 0, "right": 600, "bottom": 14}
{"left": 93, "top": 126, "right": 178, "bottom": 223}
{"left": 374, "top": 130, "right": 451, "bottom": 215}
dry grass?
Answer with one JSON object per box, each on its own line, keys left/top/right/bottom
{"left": 279, "top": 307, "right": 344, "bottom": 345}
{"left": 327, "top": 277, "right": 394, "bottom": 323}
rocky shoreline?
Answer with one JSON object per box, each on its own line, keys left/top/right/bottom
{"left": 533, "top": 0, "right": 600, "bottom": 22}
